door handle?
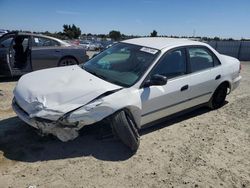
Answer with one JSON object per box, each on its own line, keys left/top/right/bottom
{"left": 215, "top": 75, "right": 221, "bottom": 80}
{"left": 55, "top": 50, "right": 60, "bottom": 52}
{"left": 180, "top": 85, "right": 189, "bottom": 91}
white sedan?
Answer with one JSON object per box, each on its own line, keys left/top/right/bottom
{"left": 12, "top": 38, "right": 241, "bottom": 151}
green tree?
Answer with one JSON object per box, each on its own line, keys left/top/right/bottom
{"left": 63, "top": 24, "right": 81, "bottom": 39}
{"left": 150, "top": 30, "right": 158, "bottom": 37}
{"left": 213, "top": 36, "right": 220, "bottom": 41}
{"left": 109, "top": 30, "right": 121, "bottom": 41}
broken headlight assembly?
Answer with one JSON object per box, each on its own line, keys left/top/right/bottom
{"left": 55, "top": 89, "right": 122, "bottom": 128}
{"left": 56, "top": 99, "right": 104, "bottom": 127}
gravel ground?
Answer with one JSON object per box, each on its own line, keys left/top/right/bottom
{"left": 0, "top": 61, "right": 249, "bottom": 188}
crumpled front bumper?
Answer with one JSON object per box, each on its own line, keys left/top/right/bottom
{"left": 12, "top": 99, "right": 80, "bottom": 141}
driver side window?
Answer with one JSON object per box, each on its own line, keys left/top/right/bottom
{"left": 151, "top": 48, "right": 187, "bottom": 79}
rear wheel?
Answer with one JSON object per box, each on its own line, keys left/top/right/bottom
{"left": 58, "top": 57, "right": 77, "bottom": 66}
{"left": 110, "top": 110, "right": 140, "bottom": 152}
{"left": 208, "top": 84, "right": 228, "bottom": 109}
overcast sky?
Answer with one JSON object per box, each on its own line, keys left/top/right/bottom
{"left": 1, "top": 0, "right": 250, "bottom": 39}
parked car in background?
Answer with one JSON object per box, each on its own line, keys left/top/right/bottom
{"left": 12, "top": 38, "right": 241, "bottom": 151}
{"left": 93, "top": 41, "right": 104, "bottom": 51}
{"left": 102, "top": 41, "right": 117, "bottom": 49}
{"left": 79, "top": 40, "right": 104, "bottom": 51}
{"left": 79, "top": 40, "right": 97, "bottom": 51}
{"left": 0, "top": 32, "right": 89, "bottom": 76}
{"left": 70, "top": 39, "right": 80, "bottom": 46}
{"left": 0, "top": 29, "right": 8, "bottom": 37}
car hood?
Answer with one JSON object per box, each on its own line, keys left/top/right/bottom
{"left": 14, "top": 65, "right": 121, "bottom": 120}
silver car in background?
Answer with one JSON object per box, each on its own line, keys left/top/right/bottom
{"left": 79, "top": 40, "right": 104, "bottom": 51}
{"left": 0, "top": 32, "right": 89, "bottom": 76}
{"left": 79, "top": 41, "right": 96, "bottom": 51}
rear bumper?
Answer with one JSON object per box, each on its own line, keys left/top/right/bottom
{"left": 231, "top": 75, "right": 241, "bottom": 91}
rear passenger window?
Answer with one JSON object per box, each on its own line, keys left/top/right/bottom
{"left": 189, "top": 48, "right": 214, "bottom": 72}
{"left": 32, "top": 37, "right": 60, "bottom": 47}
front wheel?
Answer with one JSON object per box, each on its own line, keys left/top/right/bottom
{"left": 110, "top": 110, "right": 140, "bottom": 152}
{"left": 208, "top": 84, "right": 228, "bottom": 109}
{"left": 58, "top": 57, "right": 77, "bottom": 66}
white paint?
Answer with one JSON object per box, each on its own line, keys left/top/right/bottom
{"left": 123, "top": 37, "right": 202, "bottom": 50}
{"left": 140, "top": 47, "right": 158, "bottom": 54}
{"left": 14, "top": 65, "right": 121, "bottom": 120}
{"left": 12, "top": 38, "right": 242, "bottom": 141}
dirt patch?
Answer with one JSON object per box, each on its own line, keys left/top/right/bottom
{"left": 0, "top": 62, "right": 249, "bottom": 188}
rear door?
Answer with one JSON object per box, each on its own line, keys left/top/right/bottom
{"left": 31, "top": 36, "right": 62, "bottom": 70}
{"left": 185, "top": 46, "right": 222, "bottom": 105}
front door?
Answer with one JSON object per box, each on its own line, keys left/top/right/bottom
{"left": 0, "top": 34, "right": 16, "bottom": 76}
{"left": 140, "top": 48, "right": 192, "bottom": 125}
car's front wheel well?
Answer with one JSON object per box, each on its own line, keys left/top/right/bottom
{"left": 109, "top": 109, "right": 140, "bottom": 152}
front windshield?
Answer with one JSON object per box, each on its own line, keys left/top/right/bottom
{"left": 82, "top": 42, "right": 159, "bottom": 87}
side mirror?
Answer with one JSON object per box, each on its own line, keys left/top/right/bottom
{"left": 143, "top": 74, "right": 167, "bottom": 87}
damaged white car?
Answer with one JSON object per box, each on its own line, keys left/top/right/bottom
{"left": 12, "top": 38, "right": 241, "bottom": 151}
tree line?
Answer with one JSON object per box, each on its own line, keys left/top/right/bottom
{"left": 13, "top": 25, "right": 249, "bottom": 41}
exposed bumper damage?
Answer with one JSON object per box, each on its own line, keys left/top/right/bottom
{"left": 12, "top": 88, "right": 142, "bottom": 142}
{"left": 13, "top": 98, "right": 81, "bottom": 141}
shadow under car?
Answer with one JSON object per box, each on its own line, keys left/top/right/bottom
{"left": 0, "top": 103, "right": 228, "bottom": 163}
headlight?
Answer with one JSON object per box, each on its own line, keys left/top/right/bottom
{"left": 57, "top": 99, "right": 103, "bottom": 127}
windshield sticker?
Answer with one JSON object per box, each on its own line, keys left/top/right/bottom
{"left": 140, "top": 47, "right": 158, "bottom": 54}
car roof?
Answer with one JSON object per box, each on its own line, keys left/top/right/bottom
{"left": 3, "top": 31, "right": 45, "bottom": 37}
{"left": 17, "top": 32, "right": 59, "bottom": 40}
{"left": 122, "top": 37, "right": 205, "bottom": 50}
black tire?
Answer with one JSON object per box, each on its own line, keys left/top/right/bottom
{"left": 58, "top": 57, "right": 77, "bottom": 66}
{"left": 208, "top": 84, "right": 228, "bottom": 109}
{"left": 110, "top": 110, "right": 140, "bottom": 152}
